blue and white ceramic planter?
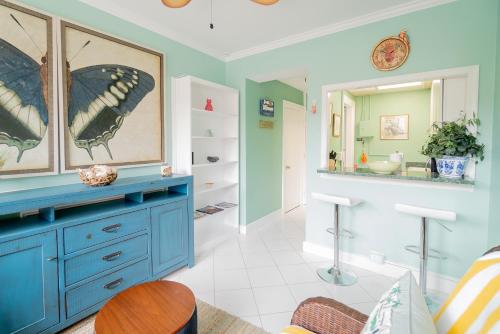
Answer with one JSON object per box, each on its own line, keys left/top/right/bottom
{"left": 436, "top": 156, "right": 469, "bottom": 179}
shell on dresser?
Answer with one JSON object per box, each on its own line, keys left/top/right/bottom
{"left": 78, "top": 165, "right": 118, "bottom": 186}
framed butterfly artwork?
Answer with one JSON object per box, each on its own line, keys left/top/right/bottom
{"left": 0, "top": 1, "right": 57, "bottom": 176}
{"left": 59, "top": 21, "right": 165, "bottom": 171}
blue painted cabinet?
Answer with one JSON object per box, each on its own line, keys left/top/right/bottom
{"left": 0, "top": 232, "right": 59, "bottom": 334}
{"left": 0, "top": 175, "right": 193, "bottom": 333}
{"left": 151, "top": 200, "right": 189, "bottom": 276}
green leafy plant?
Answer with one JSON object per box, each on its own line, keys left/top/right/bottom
{"left": 421, "top": 113, "right": 485, "bottom": 162}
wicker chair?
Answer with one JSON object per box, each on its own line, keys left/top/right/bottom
{"left": 290, "top": 246, "right": 499, "bottom": 334}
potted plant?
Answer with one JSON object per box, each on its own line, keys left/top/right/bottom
{"left": 421, "top": 114, "right": 484, "bottom": 179}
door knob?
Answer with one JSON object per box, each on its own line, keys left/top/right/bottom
{"left": 285, "top": 166, "right": 291, "bottom": 169}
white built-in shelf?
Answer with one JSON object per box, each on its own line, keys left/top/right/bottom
{"left": 195, "top": 181, "right": 238, "bottom": 195}
{"left": 192, "top": 161, "right": 238, "bottom": 168}
{"left": 172, "top": 75, "right": 240, "bottom": 253}
{"left": 192, "top": 136, "right": 238, "bottom": 140}
{"left": 195, "top": 206, "right": 238, "bottom": 222}
{"left": 192, "top": 108, "right": 237, "bottom": 118}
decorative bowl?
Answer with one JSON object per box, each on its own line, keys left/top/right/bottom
{"left": 437, "top": 156, "right": 469, "bottom": 179}
{"left": 79, "top": 165, "right": 117, "bottom": 186}
{"left": 367, "top": 161, "right": 401, "bottom": 175}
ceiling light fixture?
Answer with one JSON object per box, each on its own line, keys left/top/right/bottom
{"left": 161, "top": 0, "right": 191, "bottom": 8}
{"left": 377, "top": 81, "right": 423, "bottom": 90}
{"left": 251, "top": 0, "right": 280, "bottom": 4}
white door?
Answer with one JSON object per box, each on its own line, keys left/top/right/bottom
{"left": 342, "top": 94, "right": 356, "bottom": 169}
{"left": 283, "top": 101, "right": 306, "bottom": 213}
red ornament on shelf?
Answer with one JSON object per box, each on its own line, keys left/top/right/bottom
{"left": 204, "top": 98, "right": 214, "bottom": 112}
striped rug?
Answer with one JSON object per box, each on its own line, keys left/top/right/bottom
{"left": 60, "top": 300, "right": 270, "bottom": 334}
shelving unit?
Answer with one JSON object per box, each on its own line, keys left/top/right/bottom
{"left": 172, "top": 76, "right": 239, "bottom": 254}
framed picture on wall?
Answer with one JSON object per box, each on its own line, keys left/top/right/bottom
{"left": 59, "top": 21, "right": 164, "bottom": 171}
{"left": 332, "top": 114, "right": 341, "bottom": 137}
{"left": 380, "top": 115, "right": 409, "bottom": 140}
{"left": 259, "top": 98, "right": 274, "bottom": 117}
{"left": 0, "top": 0, "right": 57, "bottom": 176}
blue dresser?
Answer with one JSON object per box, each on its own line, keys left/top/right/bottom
{"left": 0, "top": 175, "right": 194, "bottom": 334}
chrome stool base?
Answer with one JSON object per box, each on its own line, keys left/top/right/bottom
{"left": 317, "top": 267, "right": 358, "bottom": 286}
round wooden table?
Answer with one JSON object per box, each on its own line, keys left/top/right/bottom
{"left": 95, "top": 281, "right": 197, "bottom": 334}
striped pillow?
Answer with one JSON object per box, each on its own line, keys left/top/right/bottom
{"left": 434, "top": 251, "right": 500, "bottom": 334}
{"left": 281, "top": 325, "right": 315, "bottom": 334}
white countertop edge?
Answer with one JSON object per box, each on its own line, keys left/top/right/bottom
{"left": 319, "top": 173, "right": 475, "bottom": 192}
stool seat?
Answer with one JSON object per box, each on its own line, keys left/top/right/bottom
{"left": 395, "top": 204, "right": 456, "bottom": 221}
{"left": 312, "top": 193, "right": 362, "bottom": 207}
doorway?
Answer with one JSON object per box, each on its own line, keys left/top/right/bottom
{"left": 342, "top": 94, "right": 356, "bottom": 169}
{"left": 283, "top": 100, "right": 306, "bottom": 213}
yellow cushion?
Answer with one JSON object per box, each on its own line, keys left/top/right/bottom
{"left": 434, "top": 251, "right": 500, "bottom": 334}
{"left": 281, "top": 325, "right": 315, "bottom": 334}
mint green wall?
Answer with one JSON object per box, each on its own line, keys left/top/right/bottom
{"left": 354, "top": 89, "right": 431, "bottom": 164}
{"left": 227, "top": 0, "right": 498, "bottom": 278}
{"left": 245, "top": 80, "right": 304, "bottom": 223}
{"left": 0, "top": 0, "right": 225, "bottom": 192}
{"left": 488, "top": 1, "right": 500, "bottom": 248}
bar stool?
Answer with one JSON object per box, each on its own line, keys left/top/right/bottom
{"left": 395, "top": 203, "right": 455, "bottom": 307}
{"left": 312, "top": 192, "right": 362, "bottom": 286}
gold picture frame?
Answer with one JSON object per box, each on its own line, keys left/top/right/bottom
{"left": 380, "top": 115, "right": 409, "bottom": 140}
{"left": 0, "top": 0, "right": 57, "bottom": 176}
{"left": 60, "top": 21, "right": 165, "bottom": 171}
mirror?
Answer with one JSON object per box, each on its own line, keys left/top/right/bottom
{"left": 323, "top": 67, "right": 478, "bottom": 178}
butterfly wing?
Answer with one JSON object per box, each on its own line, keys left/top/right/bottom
{"left": 68, "top": 65, "right": 155, "bottom": 160}
{"left": 0, "top": 38, "right": 48, "bottom": 162}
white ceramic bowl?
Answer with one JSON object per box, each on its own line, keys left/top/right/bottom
{"left": 367, "top": 161, "right": 401, "bottom": 174}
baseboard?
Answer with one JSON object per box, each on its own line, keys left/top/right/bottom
{"left": 303, "top": 241, "right": 458, "bottom": 294}
{"left": 239, "top": 209, "right": 283, "bottom": 234}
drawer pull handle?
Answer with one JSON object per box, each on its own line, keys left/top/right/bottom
{"left": 103, "top": 278, "right": 123, "bottom": 290}
{"left": 102, "top": 224, "right": 122, "bottom": 233}
{"left": 102, "top": 251, "right": 122, "bottom": 262}
{"left": 46, "top": 256, "right": 58, "bottom": 262}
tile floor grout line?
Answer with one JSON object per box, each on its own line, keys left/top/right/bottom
{"left": 238, "top": 231, "right": 264, "bottom": 327}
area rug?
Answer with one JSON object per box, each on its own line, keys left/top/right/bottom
{"left": 60, "top": 300, "right": 270, "bottom": 334}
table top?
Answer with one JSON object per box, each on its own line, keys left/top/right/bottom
{"left": 95, "top": 281, "right": 196, "bottom": 334}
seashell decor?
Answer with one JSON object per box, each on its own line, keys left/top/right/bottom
{"left": 79, "top": 165, "right": 117, "bottom": 186}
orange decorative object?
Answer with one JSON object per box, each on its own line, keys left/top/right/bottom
{"left": 161, "top": 0, "right": 191, "bottom": 8}
{"left": 251, "top": 0, "right": 280, "bottom": 5}
{"left": 361, "top": 151, "right": 368, "bottom": 165}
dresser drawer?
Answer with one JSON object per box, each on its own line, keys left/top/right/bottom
{"left": 65, "top": 234, "right": 148, "bottom": 286}
{"left": 65, "top": 259, "right": 149, "bottom": 318}
{"left": 64, "top": 209, "right": 148, "bottom": 254}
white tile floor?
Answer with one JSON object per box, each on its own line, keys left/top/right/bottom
{"left": 165, "top": 207, "right": 396, "bottom": 334}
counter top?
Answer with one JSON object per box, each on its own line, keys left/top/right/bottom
{"left": 317, "top": 167, "right": 474, "bottom": 186}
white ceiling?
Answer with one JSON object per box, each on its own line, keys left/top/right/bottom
{"left": 280, "top": 77, "right": 307, "bottom": 92}
{"left": 80, "top": 0, "right": 453, "bottom": 61}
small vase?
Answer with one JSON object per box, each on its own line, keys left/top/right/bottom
{"left": 205, "top": 98, "right": 214, "bottom": 112}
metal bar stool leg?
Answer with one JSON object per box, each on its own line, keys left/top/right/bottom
{"left": 317, "top": 204, "right": 358, "bottom": 286}
{"left": 419, "top": 217, "right": 429, "bottom": 297}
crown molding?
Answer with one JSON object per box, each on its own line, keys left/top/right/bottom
{"left": 79, "top": 0, "right": 226, "bottom": 60}
{"left": 80, "top": 0, "right": 455, "bottom": 63}
{"left": 224, "top": 0, "right": 455, "bottom": 62}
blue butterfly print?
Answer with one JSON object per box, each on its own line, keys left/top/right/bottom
{"left": 67, "top": 63, "right": 155, "bottom": 160}
{"left": 0, "top": 18, "right": 49, "bottom": 163}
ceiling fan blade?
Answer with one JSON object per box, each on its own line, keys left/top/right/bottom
{"left": 161, "top": 0, "right": 191, "bottom": 8}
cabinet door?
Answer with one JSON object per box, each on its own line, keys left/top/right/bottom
{"left": 0, "top": 231, "right": 59, "bottom": 333}
{"left": 151, "top": 201, "right": 188, "bottom": 276}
